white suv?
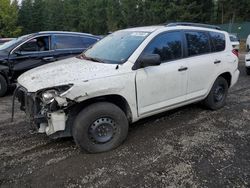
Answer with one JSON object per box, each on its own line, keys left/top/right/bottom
{"left": 15, "top": 23, "right": 239, "bottom": 153}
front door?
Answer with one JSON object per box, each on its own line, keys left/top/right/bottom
{"left": 9, "top": 35, "right": 55, "bottom": 81}
{"left": 135, "top": 31, "right": 188, "bottom": 116}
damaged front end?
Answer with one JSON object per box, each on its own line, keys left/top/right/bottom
{"left": 14, "top": 84, "right": 75, "bottom": 138}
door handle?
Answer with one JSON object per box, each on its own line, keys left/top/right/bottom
{"left": 178, "top": 67, "right": 188, "bottom": 72}
{"left": 42, "top": 57, "right": 55, "bottom": 62}
{"left": 214, "top": 60, "right": 221, "bottom": 64}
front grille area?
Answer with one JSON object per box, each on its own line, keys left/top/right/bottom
{"left": 16, "top": 86, "right": 46, "bottom": 126}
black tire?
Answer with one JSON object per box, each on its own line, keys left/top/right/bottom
{"left": 0, "top": 74, "right": 7, "bottom": 97}
{"left": 246, "top": 67, "right": 250, "bottom": 75}
{"left": 204, "top": 77, "right": 228, "bottom": 110}
{"left": 72, "top": 102, "right": 129, "bottom": 153}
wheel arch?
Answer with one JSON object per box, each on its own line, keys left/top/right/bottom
{"left": 218, "top": 72, "right": 232, "bottom": 87}
{"left": 69, "top": 94, "right": 133, "bottom": 123}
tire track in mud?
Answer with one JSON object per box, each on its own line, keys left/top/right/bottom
{"left": 0, "top": 99, "right": 79, "bottom": 185}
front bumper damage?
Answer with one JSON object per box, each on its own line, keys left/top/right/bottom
{"left": 13, "top": 86, "right": 71, "bottom": 138}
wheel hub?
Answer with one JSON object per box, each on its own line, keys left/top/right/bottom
{"left": 214, "top": 85, "right": 225, "bottom": 102}
{"left": 88, "top": 117, "right": 116, "bottom": 144}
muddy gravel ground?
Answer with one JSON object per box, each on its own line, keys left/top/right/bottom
{"left": 1, "top": 55, "right": 250, "bottom": 188}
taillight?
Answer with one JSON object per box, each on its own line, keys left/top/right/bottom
{"left": 232, "top": 49, "right": 239, "bottom": 58}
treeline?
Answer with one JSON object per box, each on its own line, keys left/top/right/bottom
{"left": 1, "top": 0, "right": 250, "bottom": 37}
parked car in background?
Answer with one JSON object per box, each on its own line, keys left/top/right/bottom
{"left": 16, "top": 23, "right": 239, "bottom": 153}
{"left": 0, "top": 38, "right": 15, "bottom": 46}
{"left": 229, "top": 34, "right": 240, "bottom": 50}
{"left": 246, "top": 34, "right": 250, "bottom": 52}
{"left": 0, "top": 31, "right": 101, "bottom": 96}
{"left": 245, "top": 53, "right": 250, "bottom": 75}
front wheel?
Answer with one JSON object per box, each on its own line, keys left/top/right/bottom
{"left": 204, "top": 77, "right": 228, "bottom": 110}
{"left": 72, "top": 102, "right": 129, "bottom": 153}
{"left": 0, "top": 74, "right": 7, "bottom": 97}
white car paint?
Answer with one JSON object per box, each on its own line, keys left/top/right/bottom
{"left": 245, "top": 53, "right": 250, "bottom": 67}
{"left": 229, "top": 34, "right": 240, "bottom": 50}
{"left": 246, "top": 35, "right": 250, "bottom": 52}
{"left": 17, "top": 25, "right": 240, "bottom": 136}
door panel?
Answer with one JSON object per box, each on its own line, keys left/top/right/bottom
{"left": 10, "top": 51, "right": 56, "bottom": 81}
{"left": 136, "top": 60, "right": 187, "bottom": 115}
{"left": 185, "top": 54, "right": 217, "bottom": 99}
{"left": 135, "top": 31, "right": 187, "bottom": 116}
{"left": 184, "top": 31, "right": 219, "bottom": 100}
{"left": 9, "top": 35, "right": 54, "bottom": 80}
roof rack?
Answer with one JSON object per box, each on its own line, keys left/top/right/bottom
{"left": 166, "top": 22, "right": 221, "bottom": 30}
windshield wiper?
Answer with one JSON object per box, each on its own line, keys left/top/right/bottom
{"left": 87, "top": 57, "right": 105, "bottom": 63}
{"left": 77, "top": 54, "right": 104, "bottom": 63}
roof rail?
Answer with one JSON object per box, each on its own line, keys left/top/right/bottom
{"left": 166, "top": 22, "right": 221, "bottom": 30}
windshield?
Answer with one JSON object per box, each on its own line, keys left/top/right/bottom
{"left": 83, "top": 31, "right": 150, "bottom": 64}
{"left": 0, "top": 34, "right": 31, "bottom": 51}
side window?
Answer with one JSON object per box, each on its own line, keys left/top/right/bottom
{"left": 209, "top": 32, "right": 225, "bottom": 52}
{"left": 83, "top": 37, "right": 98, "bottom": 48}
{"left": 185, "top": 31, "right": 210, "bottom": 56}
{"left": 54, "top": 35, "right": 98, "bottom": 49}
{"left": 143, "top": 32, "right": 183, "bottom": 62}
{"left": 17, "top": 36, "right": 50, "bottom": 53}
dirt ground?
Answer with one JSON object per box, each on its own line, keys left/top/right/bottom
{"left": 0, "top": 54, "right": 250, "bottom": 188}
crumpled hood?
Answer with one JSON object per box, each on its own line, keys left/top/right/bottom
{"left": 18, "top": 57, "right": 123, "bottom": 92}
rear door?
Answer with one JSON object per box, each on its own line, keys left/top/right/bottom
{"left": 184, "top": 30, "right": 220, "bottom": 100}
{"left": 52, "top": 35, "right": 99, "bottom": 61}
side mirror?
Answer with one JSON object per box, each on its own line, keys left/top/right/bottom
{"left": 138, "top": 54, "right": 161, "bottom": 68}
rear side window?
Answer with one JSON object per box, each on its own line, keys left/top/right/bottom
{"left": 185, "top": 31, "right": 210, "bottom": 56}
{"left": 54, "top": 35, "right": 98, "bottom": 50}
{"left": 143, "top": 31, "right": 183, "bottom": 62}
{"left": 210, "top": 32, "right": 226, "bottom": 52}
{"left": 83, "top": 37, "right": 99, "bottom": 48}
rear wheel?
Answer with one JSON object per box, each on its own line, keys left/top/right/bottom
{"left": 72, "top": 102, "right": 129, "bottom": 153}
{"left": 0, "top": 74, "right": 7, "bottom": 97}
{"left": 204, "top": 77, "right": 228, "bottom": 110}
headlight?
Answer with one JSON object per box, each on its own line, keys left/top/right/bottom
{"left": 42, "top": 90, "right": 58, "bottom": 104}
{"left": 40, "top": 84, "right": 73, "bottom": 104}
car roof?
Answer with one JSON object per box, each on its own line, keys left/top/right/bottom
{"left": 123, "top": 26, "right": 165, "bottom": 33}
{"left": 35, "top": 31, "right": 100, "bottom": 38}
{"left": 121, "top": 25, "right": 226, "bottom": 34}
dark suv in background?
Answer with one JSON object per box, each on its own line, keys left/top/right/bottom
{"left": 0, "top": 31, "right": 101, "bottom": 97}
